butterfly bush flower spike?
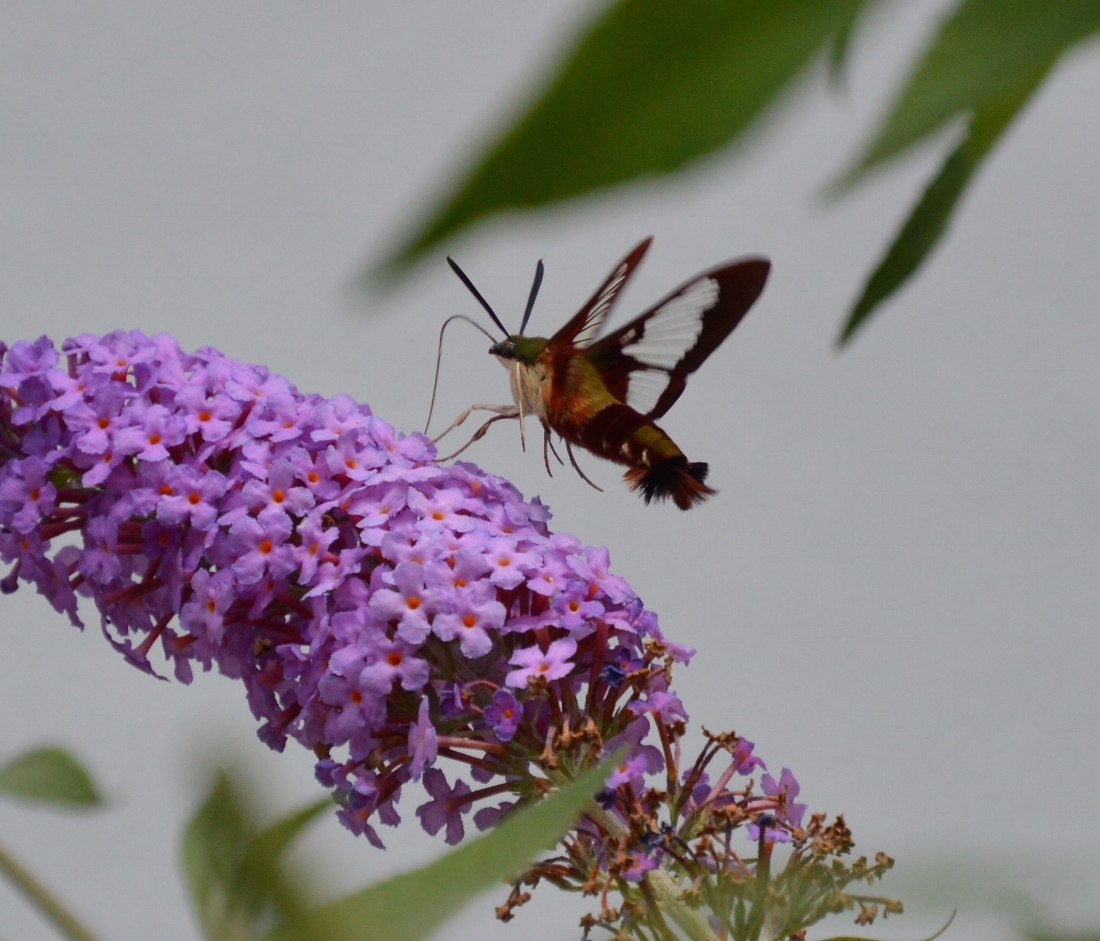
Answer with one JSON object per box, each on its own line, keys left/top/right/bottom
{"left": 0, "top": 332, "right": 901, "bottom": 940}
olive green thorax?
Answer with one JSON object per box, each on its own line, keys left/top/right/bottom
{"left": 489, "top": 334, "right": 549, "bottom": 366}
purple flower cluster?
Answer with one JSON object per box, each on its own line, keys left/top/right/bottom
{"left": 0, "top": 332, "right": 708, "bottom": 847}
{"left": 1, "top": 332, "right": 899, "bottom": 940}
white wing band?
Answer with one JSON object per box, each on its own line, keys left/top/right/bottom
{"left": 621, "top": 277, "right": 718, "bottom": 368}
{"left": 575, "top": 262, "right": 631, "bottom": 348}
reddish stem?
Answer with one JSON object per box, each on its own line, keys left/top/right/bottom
{"left": 135, "top": 612, "right": 173, "bottom": 659}
{"left": 436, "top": 736, "right": 507, "bottom": 755}
{"left": 102, "top": 577, "right": 164, "bottom": 607}
{"left": 38, "top": 520, "right": 84, "bottom": 540}
{"left": 450, "top": 780, "right": 515, "bottom": 810}
{"left": 275, "top": 592, "right": 313, "bottom": 620}
{"left": 654, "top": 715, "right": 677, "bottom": 795}
{"left": 585, "top": 620, "right": 609, "bottom": 715}
{"left": 56, "top": 489, "right": 91, "bottom": 504}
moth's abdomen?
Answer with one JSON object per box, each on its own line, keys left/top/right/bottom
{"left": 565, "top": 403, "right": 715, "bottom": 510}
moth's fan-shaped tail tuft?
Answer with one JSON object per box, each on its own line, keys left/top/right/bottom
{"left": 623, "top": 456, "right": 715, "bottom": 510}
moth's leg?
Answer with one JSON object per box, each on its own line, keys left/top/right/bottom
{"left": 431, "top": 404, "right": 518, "bottom": 445}
{"left": 564, "top": 440, "right": 604, "bottom": 492}
{"left": 542, "top": 425, "right": 554, "bottom": 477}
{"left": 436, "top": 412, "right": 518, "bottom": 462}
{"left": 546, "top": 430, "right": 565, "bottom": 469}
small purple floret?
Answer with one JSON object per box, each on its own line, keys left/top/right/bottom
{"left": 483, "top": 689, "right": 522, "bottom": 742}
{"left": 415, "top": 768, "right": 472, "bottom": 845}
{"left": 505, "top": 636, "right": 578, "bottom": 687}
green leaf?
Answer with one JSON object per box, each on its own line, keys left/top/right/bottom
{"left": 848, "top": 0, "right": 1100, "bottom": 177}
{"left": 181, "top": 773, "right": 254, "bottom": 941}
{"left": 836, "top": 0, "right": 1100, "bottom": 341}
{"left": 267, "top": 755, "right": 619, "bottom": 941}
{"left": 181, "top": 772, "right": 328, "bottom": 941}
{"left": 828, "top": 0, "right": 875, "bottom": 90}
{"left": 838, "top": 87, "right": 1037, "bottom": 344}
{"left": 236, "top": 797, "right": 332, "bottom": 928}
{"left": 376, "top": 0, "right": 869, "bottom": 278}
{"left": 0, "top": 747, "right": 103, "bottom": 808}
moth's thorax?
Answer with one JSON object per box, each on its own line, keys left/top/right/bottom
{"left": 488, "top": 334, "right": 551, "bottom": 420}
{"left": 507, "top": 359, "right": 550, "bottom": 421}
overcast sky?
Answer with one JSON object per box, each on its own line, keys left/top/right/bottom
{"left": 1, "top": 3, "right": 1098, "bottom": 940}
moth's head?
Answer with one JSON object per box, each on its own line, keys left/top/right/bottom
{"left": 490, "top": 334, "right": 546, "bottom": 366}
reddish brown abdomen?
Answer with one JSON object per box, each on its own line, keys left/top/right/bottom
{"left": 559, "top": 403, "right": 715, "bottom": 510}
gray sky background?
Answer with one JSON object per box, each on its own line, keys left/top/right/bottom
{"left": 1, "top": 2, "right": 1098, "bottom": 940}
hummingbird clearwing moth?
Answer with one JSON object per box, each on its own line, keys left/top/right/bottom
{"left": 430, "top": 238, "right": 770, "bottom": 510}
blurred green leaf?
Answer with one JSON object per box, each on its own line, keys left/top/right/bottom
{"left": 838, "top": 84, "right": 1037, "bottom": 344}
{"left": 268, "top": 756, "right": 618, "bottom": 941}
{"left": 375, "top": 0, "right": 869, "bottom": 278}
{"left": 181, "top": 771, "right": 328, "bottom": 941}
{"left": 828, "top": 0, "right": 876, "bottom": 89}
{"left": 837, "top": 0, "right": 1100, "bottom": 342}
{"left": 236, "top": 797, "right": 332, "bottom": 928}
{"left": 0, "top": 746, "right": 103, "bottom": 808}
{"left": 847, "top": 0, "right": 1100, "bottom": 178}
{"left": 0, "top": 837, "right": 103, "bottom": 941}
{"left": 181, "top": 773, "right": 253, "bottom": 941}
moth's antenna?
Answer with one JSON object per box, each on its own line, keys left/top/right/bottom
{"left": 447, "top": 257, "right": 509, "bottom": 337}
{"left": 519, "top": 259, "right": 544, "bottom": 335}
{"left": 424, "top": 314, "right": 501, "bottom": 435}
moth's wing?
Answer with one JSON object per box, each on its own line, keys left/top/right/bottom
{"left": 543, "top": 237, "right": 653, "bottom": 355}
{"left": 588, "top": 257, "right": 771, "bottom": 419}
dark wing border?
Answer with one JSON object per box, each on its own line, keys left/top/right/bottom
{"left": 588, "top": 257, "right": 770, "bottom": 419}
{"left": 544, "top": 237, "right": 653, "bottom": 354}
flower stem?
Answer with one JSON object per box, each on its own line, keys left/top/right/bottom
{"left": 645, "top": 867, "right": 720, "bottom": 941}
{"left": 583, "top": 801, "right": 720, "bottom": 941}
{"left": 0, "top": 836, "right": 103, "bottom": 941}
